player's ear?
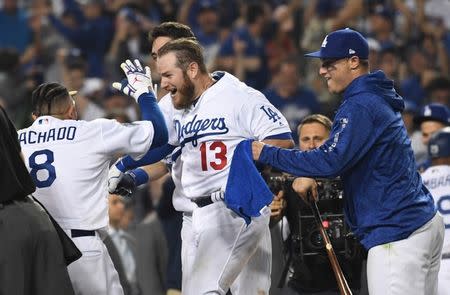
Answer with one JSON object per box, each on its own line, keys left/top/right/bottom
{"left": 65, "top": 101, "right": 77, "bottom": 120}
{"left": 187, "top": 62, "right": 199, "bottom": 79}
{"left": 68, "top": 105, "right": 77, "bottom": 120}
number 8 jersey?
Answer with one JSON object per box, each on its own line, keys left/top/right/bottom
{"left": 167, "top": 72, "right": 291, "bottom": 199}
{"left": 18, "top": 117, "right": 154, "bottom": 230}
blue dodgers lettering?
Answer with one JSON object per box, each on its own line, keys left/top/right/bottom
{"left": 175, "top": 115, "right": 229, "bottom": 146}
{"left": 18, "top": 127, "right": 77, "bottom": 145}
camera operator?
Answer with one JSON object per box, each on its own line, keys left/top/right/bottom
{"left": 254, "top": 29, "right": 444, "bottom": 295}
{"left": 270, "top": 114, "right": 366, "bottom": 295}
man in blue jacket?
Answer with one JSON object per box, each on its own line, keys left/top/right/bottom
{"left": 252, "top": 28, "right": 444, "bottom": 295}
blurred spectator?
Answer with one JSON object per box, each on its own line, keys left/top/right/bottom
{"left": 145, "top": 0, "right": 178, "bottom": 24}
{"left": 178, "top": 0, "right": 221, "bottom": 70}
{"left": 155, "top": 175, "right": 183, "bottom": 294}
{"left": 300, "top": 0, "right": 346, "bottom": 105}
{"left": 105, "top": 194, "right": 132, "bottom": 295}
{"left": 178, "top": 0, "right": 239, "bottom": 40}
{"left": 108, "top": 194, "right": 138, "bottom": 295}
{"left": 402, "top": 100, "right": 427, "bottom": 163}
{"left": 0, "top": 48, "right": 33, "bottom": 128}
{"left": 106, "top": 7, "right": 150, "bottom": 83}
{"left": 0, "top": 0, "right": 32, "bottom": 54}
{"left": 400, "top": 48, "right": 435, "bottom": 106}
{"left": 416, "top": 103, "right": 450, "bottom": 146}
{"left": 28, "top": 0, "right": 74, "bottom": 81}
{"left": 216, "top": 2, "right": 269, "bottom": 90}
{"left": 47, "top": 0, "right": 114, "bottom": 77}
{"left": 265, "top": 4, "right": 298, "bottom": 76}
{"left": 263, "top": 56, "right": 320, "bottom": 141}
{"left": 377, "top": 46, "right": 401, "bottom": 82}
{"left": 60, "top": 48, "right": 106, "bottom": 120}
{"left": 368, "top": 4, "right": 397, "bottom": 50}
{"left": 367, "top": 37, "right": 381, "bottom": 71}
{"left": 103, "top": 87, "right": 139, "bottom": 121}
{"left": 414, "top": 0, "right": 449, "bottom": 76}
{"left": 132, "top": 188, "right": 169, "bottom": 295}
{"left": 425, "top": 77, "right": 450, "bottom": 106}
{"left": 414, "top": 103, "right": 450, "bottom": 171}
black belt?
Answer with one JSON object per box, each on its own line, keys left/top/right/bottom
{"left": 192, "top": 191, "right": 225, "bottom": 208}
{"left": 71, "top": 229, "right": 96, "bottom": 238}
{"left": 192, "top": 196, "right": 214, "bottom": 207}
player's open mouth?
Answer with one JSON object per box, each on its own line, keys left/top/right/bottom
{"left": 170, "top": 88, "right": 177, "bottom": 97}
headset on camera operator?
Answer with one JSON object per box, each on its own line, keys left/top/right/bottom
{"left": 268, "top": 114, "right": 366, "bottom": 295}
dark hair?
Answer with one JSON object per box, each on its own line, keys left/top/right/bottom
{"left": 246, "top": 3, "right": 265, "bottom": 25}
{"left": 359, "top": 59, "right": 369, "bottom": 68}
{"left": 0, "top": 48, "right": 20, "bottom": 73}
{"left": 426, "top": 77, "right": 450, "bottom": 94}
{"left": 297, "top": 114, "right": 333, "bottom": 136}
{"left": 279, "top": 55, "right": 301, "bottom": 70}
{"left": 157, "top": 38, "right": 207, "bottom": 74}
{"left": 31, "top": 83, "right": 71, "bottom": 116}
{"left": 149, "top": 22, "right": 196, "bottom": 45}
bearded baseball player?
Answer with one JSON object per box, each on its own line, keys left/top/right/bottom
{"left": 422, "top": 127, "right": 450, "bottom": 295}
{"left": 110, "top": 38, "right": 294, "bottom": 294}
{"left": 18, "top": 59, "right": 167, "bottom": 295}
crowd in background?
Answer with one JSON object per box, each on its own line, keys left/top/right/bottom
{"left": 1, "top": 0, "right": 449, "bottom": 294}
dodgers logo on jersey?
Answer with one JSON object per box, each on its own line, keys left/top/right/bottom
{"left": 260, "top": 106, "right": 282, "bottom": 123}
{"left": 175, "top": 114, "right": 229, "bottom": 147}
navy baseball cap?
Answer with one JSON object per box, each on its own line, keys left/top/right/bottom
{"left": 305, "top": 28, "right": 369, "bottom": 60}
{"left": 414, "top": 103, "right": 450, "bottom": 125}
{"left": 428, "top": 127, "right": 450, "bottom": 158}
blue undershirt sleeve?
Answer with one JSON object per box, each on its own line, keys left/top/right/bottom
{"left": 137, "top": 92, "right": 168, "bottom": 148}
{"left": 118, "top": 143, "right": 176, "bottom": 171}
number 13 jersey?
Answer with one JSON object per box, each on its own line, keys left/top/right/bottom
{"left": 169, "top": 72, "right": 291, "bottom": 199}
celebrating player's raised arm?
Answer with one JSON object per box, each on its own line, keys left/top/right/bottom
{"left": 112, "top": 59, "right": 168, "bottom": 147}
{"left": 17, "top": 79, "right": 171, "bottom": 295}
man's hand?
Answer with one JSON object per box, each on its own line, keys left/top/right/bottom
{"left": 252, "top": 141, "right": 265, "bottom": 160}
{"left": 112, "top": 59, "right": 153, "bottom": 101}
{"left": 270, "top": 190, "right": 286, "bottom": 218}
{"left": 269, "top": 190, "right": 286, "bottom": 227}
{"left": 292, "top": 177, "right": 318, "bottom": 203}
{"left": 110, "top": 172, "right": 137, "bottom": 197}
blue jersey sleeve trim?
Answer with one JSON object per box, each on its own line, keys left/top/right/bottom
{"left": 263, "top": 132, "right": 293, "bottom": 141}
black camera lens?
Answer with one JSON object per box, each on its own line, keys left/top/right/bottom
{"left": 307, "top": 229, "right": 324, "bottom": 249}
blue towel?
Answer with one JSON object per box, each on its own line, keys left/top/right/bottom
{"left": 225, "top": 139, "right": 273, "bottom": 225}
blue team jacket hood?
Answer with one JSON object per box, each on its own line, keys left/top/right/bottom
{"left": 344, "top": 70, "right": 405, "bottom": 112}
{"left": 259, "top": 70, "right": 436, "bottom": 250}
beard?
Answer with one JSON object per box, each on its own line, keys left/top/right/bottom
{"left": 173, "top": 71, "right": 196, "bottom": 110}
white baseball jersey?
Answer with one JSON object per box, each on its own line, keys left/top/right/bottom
{"left": 422, "top": 165, "right": 450, "bottom": 255}
{"left": 170, "top": 72, "right": 291, "bottom": 199}
{"left": 18, "top": 116, "right": 154, "bottom": 230}
{"left": 158, "top": 94, "right": 196, "bottom": 212}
